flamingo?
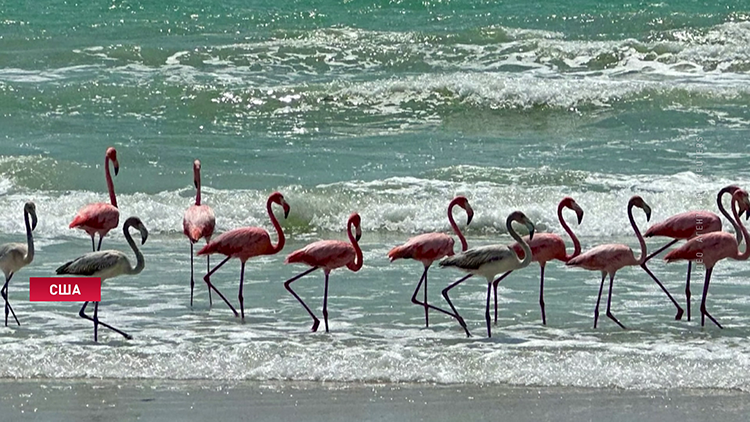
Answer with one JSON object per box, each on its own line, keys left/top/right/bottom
{"left": 642, "top": 185, "right": 744, "bottom": 321}
{"left": 664, "top": 188, "right": 750, "bottom": 329}
{"left": 387, "top": 196, "right": 473, "bottom": 327}
{"left": 197, "top": 191, "right": 290, "bottom": 319}
{"left": 565, "top": 196, "right": 652, "bottom": 329}
{"left": 183, "top": 159, "right": 216, "bottom": 307}
{"left": 56, "top": 216, "right": 148, "bottom": 342}
{"left": 283, "top": 212, "right": 363, "bottom": 332}
{"left": 491, "top": 197, "right": 584, "bottom": 326}
{"left": 438, "top": 211, "right": 535, "bottom": 338}
{"left": 69, "top": 147, "right": 120, "bottom": 251}
{"left": 0, "top": 201, "right": 37, "bottom": 326}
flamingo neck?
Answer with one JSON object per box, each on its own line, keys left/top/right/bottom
{"left": 23, "top": 210, "right": 34, "bottom": 265}
{"left": 123, "top": 222, "right": 145, "bottom": 275}
{"left": 731, "top": 197, "right": 750, "bottom": 261}
{"left": 267, "top": 199, "right": 285, "bottom": 254}
{"left": 447, "top": 199, "right": 468, "bottom": 251}
{"left": 629, "top": 203, "right": 648, "bottom": 264}
{"left": 559, "top": 202, "right": 581, "bottom": 261}
{"left": 717, "top": 186, "right": 741, "bottom": 245}
{"left": 105, "top": 155, "right": 118, "bottom": 208}
{"left": 346, "top": 221, "right": 363, "bottom": 272}
{"left": 195, "top": 176, "right": 202, "bottom": 206}
{"left": 507, "top": 216, "right": 532, "bottom": 268}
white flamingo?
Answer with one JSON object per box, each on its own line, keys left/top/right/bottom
{"left": 0, "top": 201, "right": 37, "bottom": 326}
{"left": 56, "top": 216, "right": 148, "bottom": 342}
{"left": 439, "top": 211, "right": 535, "bottom": 337}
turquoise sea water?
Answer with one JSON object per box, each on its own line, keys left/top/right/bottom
{"left": 2, "top": 0, "right": 750, "bottom": 390}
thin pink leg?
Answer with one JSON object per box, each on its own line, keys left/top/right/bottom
{"left": 700, "top": 267, "right": 722, "bottom": 329}
{"left": 441, "top": 274, "right": 473, "bottom": 337}
{"left": 283, "top": 267, "right": 320, "bottom": 331}
{"left": 203, "top": 256, "right": 239, "bottom": 317}
{"left": 492, "top": 271, "right": 513, "bottom": 325}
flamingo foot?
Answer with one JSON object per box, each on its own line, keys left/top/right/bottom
{"left": 606, "top": 311, "right": 626, "bottom": 330}
{"left": 311, "top": 319, "right": 320, "bottom": 332}
{"left": 674, "top": 308, "right": 684, "bottom": 321}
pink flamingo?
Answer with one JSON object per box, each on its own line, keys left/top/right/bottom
{"left": 642, "top": 185, "right": 743, "bottom": 321}
{"left": 491, "top": 197, "right": 584, "bottom": 326}
{"left": 69, "top": 147, "right": 120, "bottom": 252}
{"left": 387, "top": 196, "right": 473, "bottom": 327}
{"left": 197, "top": 191, "right": 290, "bottom": 319}
{"left": 565, "top": 196, "right": 652, "bottom": 329}
{"left": 283, "top": 212, "right": 364, "bottom": 332}
{"left": 183, "top": 160, "right": 216, "bottom": 307}
{"left": 664, "top": 188, "right": 750, "bottom": 329}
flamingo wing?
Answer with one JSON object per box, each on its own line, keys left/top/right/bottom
{"left": 70, "top": 203, "right": 120, "bottom": 230}
{"left": 388, "top": 232, "right": 454, "bottom": 262}
{"left": 56, "top": 251, "right": 125, "bottom": 276}
{"left": 645, "top": 211, "right": 721, "bottom": 239}
{"left": 439, "top": 245, "right": 514, "bottom": 270}
{"left": 197, "top": 227, "right": 272, "bottom": 258}
{"left": 183, "top": 204, "right": 216, "bottom": 242}
{"left": 287, "top": 240, "right": 355, "bottom": 269}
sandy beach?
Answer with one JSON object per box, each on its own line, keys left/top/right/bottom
{"left": 1, "top": 379, "right": 748, "bottom": 422}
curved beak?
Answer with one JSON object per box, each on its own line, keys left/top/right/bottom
{"left": 643, "top": 204, "right": 652, "bottom": 221}
{"left": 282, "top": 202, "right": 291, "bottom": 219}
{"left": 575, "top": 207, "right": 584, "bottom": 225}
{"left": 525, "top": 219, "right": 535, "bottom": 241}
{"left": 113, "top": 161, "right": 120, "bottom": 176}
{"left": 31, "top": 212, "right": 38, "bottom": 231}
{"left": 140, "top": 226, "right": 149, "bottom": 245}
{"left": 194, "top": 179, "right": 198, "bottom": 189}
{"left": 466, "top": 208, "right": 474, "bottom": 225}
{"left": 355, "top": 226, "right": 362, "bottom": 242}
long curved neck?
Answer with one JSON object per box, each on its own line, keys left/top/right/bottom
{"left": 346, "top": 222, "right": 363, "bottom": 272}
{"left": 267, "top": 199, "right": 285, "bottom": 254}
{"left": 448, "top": 201, "right": 468, "bottom": 251}
{"left": 105, "top": 155, "right": 118, "bottom": 208}
{"left": 718, "top": 187, "right": 741, "bottom": 245}
{"left": 507, "top": 218, "right": 531, "bottom": 268}
{"left": 124, "top": 224, "right": 145, "bottom": 275}
{"left": 559, "top": 203, "right": 581, "bottom": 261}
{"left": 629, "top": 204, "right": 648, "bottom": 264}
{"left": 731, "top": 198, "right": 750, "bottom": 260}
{"left": 23, "top": 211, "right": 34, "bottom": 265}
{"left": 195, "top": 175, "right": 202, "bottom": 206}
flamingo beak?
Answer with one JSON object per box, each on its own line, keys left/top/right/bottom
{"left": 140, "top": 227, "right": 149, "bottom": 244}
{"left": 194, "top": 180, "right": 198, "bottom": 189}
{"left": 283, "top": 202, "right": 291, "bottom": 219}
{"left": 114, "top": 163, "right": 120, "bottom": 176}
{"left": 575, "top": 206, "right": 584, "bottom": 225}
{"left": 31, "top": 213, "right": 38, "bottom": 231}
{"left": 466, "top": 208, "right": 474, "bottom": 225}
{"left": 355, "top": 226, "right": 362, "bottom": 241}
{"left": 643, "top": 204, "right": 652, "bottom": 221}
{"left": 525, "top": 218, "right": 535, "bottom": 241}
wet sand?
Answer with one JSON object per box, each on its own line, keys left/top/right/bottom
{"left": 1, "top": 379, "right": 748, "bottom": 422}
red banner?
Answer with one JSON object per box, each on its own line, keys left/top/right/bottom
{"left": 29, "top": 277, "right": 101, "bottom": 302}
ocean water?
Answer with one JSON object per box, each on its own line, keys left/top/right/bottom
{"left": 1, "top": 0, "right": 750, "bottom": 392}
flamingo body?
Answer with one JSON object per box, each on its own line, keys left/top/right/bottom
{"left": 286, "top": 240, "right": 357, "bottom": 271}
{"left": 664, "top": 232, "right": 739, "bottom": 270}
{"left": 0, "top": 201, "right": 37, "bottom": 326}
{"left": 70, "top": 203, "right": 119, "bottom": 238}
{"left": 198, "top": 227, "right": 275, "bottom": 262}
{"left": 644, "top": 211, "right": 721, "bottom": 240}
{"left": 183, "top": 205, "right": 215, "bottom": 243}
{"left": 511, "top": 233, "right": 568, "bottom": 265}
{"left": 388, "top": 232, "right": 455, "bottom": 266}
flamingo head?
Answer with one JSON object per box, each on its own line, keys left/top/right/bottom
{"left": 561, "top": 196, "right": 584, "bottom": 224}
{"left": 719, "top": 185, "right": 745, "bottom": 219}
{"left": 629, "top": 195, "right": 651, "bottom": 221}
{"left": 24, "top": 201, "right": 37, "bottom": 231}
{"left": 106, "top": 147, "right": 119, "bottom": 176}
{"left": 348, "top": 212, "right": 362, "bottom": 241}
{"left": 124, "top": 216, "right": 149, "bottom": 245}
{"left": 731, "top": 189, "right": 750, "bottom": 220}
{"left": 269, "top": 191, "right": 290, "bottom": 218}
{"left": 508, "top": 211, "right": 535, "bottom": 241}
{"left": 193, "top": 159, "right": 201, "bottom": 188}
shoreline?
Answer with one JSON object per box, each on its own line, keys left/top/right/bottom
{"left": 1, "top": 379, "right": 749, "bottom": 422}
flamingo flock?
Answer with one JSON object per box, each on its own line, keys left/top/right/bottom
{"left": 3, "top": 146, "right": 750, "bottom": 342}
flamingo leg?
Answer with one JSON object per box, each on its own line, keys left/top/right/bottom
{"left": 1, "top": 273, "right": 20, "bottom": 326}
{"left": 423, "top": 266, "right": 428, "bottom": 327}
{"left": 492, "top": 271, "right": 513, "bottom": 325}
{"left": 93, "top": 301, "right": 99, "bottom": 342}
{"left": 322, "top": 270, "right": 330, "bottom": 333}
{"left": 593, "top": 272, "right": 606, "bottom": 329}
{"left": 411, "top": 267, "right": 457, "bottom": 323}
{"left": 97, "top": 234, "right": 104, "bottom": 251}
{"left": 685, "top": 261, "right": 692, "bottom": 321}
{"left": 283, "top": 267, "right": 320, "bottom": 331}
{"left": 79, "top": 301, "right": 132, "bottom": 341}
{"left": 644, "top": 239, "right": 679, "bottom": 262}
{"left": 189, "top": 243, "right": 195, "bottom": 307}
{"left": 539, "top": 265, "right": 546, "bottom": 326}
{"left": 700, "top": 267, "right": 722, "bottom": 329}
{"left": 206, "top": 254, "right": 213, "bottom": 307}
{"left": 639, "top": 263, "right": 684, "bottom": 320}
{"left": 605, "top": 273, "right": 626, "bottom": 329}
{"left": 203, "top": 256, "right": 239, "bottom": 317}
{"left": 441, "top": 274, "right": 473, "bottom": 337}
{"left": 90, "top": 235, "right": 96, "bottom": 252}
{"left": 238, "top": 262, "right": 246, "bottom": 320}
{"left": 485, "top": 282, "right": 492, "bottom": 338}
